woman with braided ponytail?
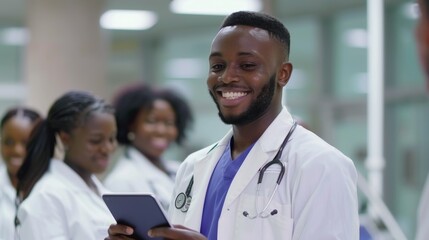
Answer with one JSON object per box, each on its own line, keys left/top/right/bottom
{"left": 15, "top": 91, "right": 117, "bottom": 240}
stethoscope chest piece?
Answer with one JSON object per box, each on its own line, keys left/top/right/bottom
{"left": 175, "top": 192, "right": 187, "bottom": 209}
{"left": 175, "top": 192, "right": 192, "bottom": 212}
{"left": 175, "top": 176, "right": 194, "bottom": 212}
{"left": 181, "top": 196, "right": 192, "bottom": 212}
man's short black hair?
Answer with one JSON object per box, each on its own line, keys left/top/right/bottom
{"left": 220, "top": 11, "right": 290, "bottom": 58}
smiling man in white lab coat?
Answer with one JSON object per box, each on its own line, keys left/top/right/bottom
{"left": 107, "top": 11, "right": 359, "bottom": 240}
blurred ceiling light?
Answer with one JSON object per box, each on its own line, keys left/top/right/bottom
{"left": 164, "top": 80, "right": 193, "bottom": 98}
{"left": 343, "top": 29, "right": 367, "bottom": 48}
{"left": 170, "top": 0, "right": 262, "bottom": 15}
{"left": 1, "top": 27, "right": 28, "bottom": 46}
{"left": 402, "top": 2, "right": 419, "bottom": 20}
{"left": 100, "top": 10, "right": 158, "bottom": 30}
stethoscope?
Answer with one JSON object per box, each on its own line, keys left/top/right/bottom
{"left": 242, "top": 121, "right": 297, "bottom": 219}
{"left": 175, "top": 176, "right": 193, "bottom": 212}
{"left": 174, "top": 121, "right": 297, "bottom": 216}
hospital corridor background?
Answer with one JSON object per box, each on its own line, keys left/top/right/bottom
{"left": 0, "top": 0, "right": 427, "bottom": 239}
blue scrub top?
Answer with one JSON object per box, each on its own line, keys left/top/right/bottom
{"left": 200, "top": 139, "right": 254, "bottom": 240}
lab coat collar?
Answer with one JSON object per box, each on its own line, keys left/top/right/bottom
{"left": 223, "top": 107, "right": 295, "bottom": 208}
{"left": 126, "top": 146, "right": 152, "bottom": 166}
{"left": 49, "top": 159, "right": 106, "bottom": 197}
{"left": 259, "top": 107, "right": 295, "bottom": 152}
{"left": 125, "top": 147, "right": 177, "bottom": 178}
{"left": 0, "top": 166, "right": 15, "bottom": 204}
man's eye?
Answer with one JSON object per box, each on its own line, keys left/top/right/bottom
{"left": 211, "top": 64, "right": 224, "bottom": 71}
{"left": 241, "top": 63, "right": 256, "bottom": 69}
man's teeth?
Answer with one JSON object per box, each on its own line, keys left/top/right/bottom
{"left": 222, "top": 92, "right": 247, "bottom": 99}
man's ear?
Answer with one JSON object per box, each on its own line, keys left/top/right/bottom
{"left": 277, "top": 62, "right": 293, "bottom": 87}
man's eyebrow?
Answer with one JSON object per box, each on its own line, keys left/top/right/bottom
{"left": 209, "top": 52, "right": 221, "bottom": 58}
{"left": 209, "top": 52, "right": 254, "bottom": 58}
{"left": 237, "top": 52, "right": 253, "bottom": 56}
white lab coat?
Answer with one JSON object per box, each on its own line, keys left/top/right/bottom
{"left": 16, "top": 160, "right": 114, "bottom": 240}
{"left": 104, "top": 147, "right": 179, "bottom": 210}
{"left": 416, "top": 174, "right": 429, "bottom": 240}
{"left": 0, "top": 166, "right": 16, "bottom": 240}
{"left": 168, "top": 107, "right": 359, "bottom": 240}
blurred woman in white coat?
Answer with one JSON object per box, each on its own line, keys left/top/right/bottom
{"left": 15, "top": 91, "right": 117, "bottom": 240}
{"left": 0, "top": 107, "right": 41, "bottom": 240}
{"left": 104, "top": 84, "right": 193, "bottom": 210}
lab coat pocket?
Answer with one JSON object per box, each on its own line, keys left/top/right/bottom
{"left": 234, "top": 194, "right": 293, "bottom": 240}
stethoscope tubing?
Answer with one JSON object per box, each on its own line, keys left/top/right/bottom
{"left": 176, "top": 121, "right": 297, "bottom": 214}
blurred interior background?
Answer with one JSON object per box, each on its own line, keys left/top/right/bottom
{"left": 0, "top": 0, "right": 426, "bottom": 238}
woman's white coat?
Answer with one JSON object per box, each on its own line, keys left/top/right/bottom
{"left": 17, "top": 160, "right": 114, "bottom": 240}
{"left": 104, "top": 147, "right": 178, "bottom": 210}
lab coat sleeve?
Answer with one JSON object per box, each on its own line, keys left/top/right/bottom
{"left": 291, "top": 150, "right": 359, "bottom": 240}
{"left": 17, "top": 191, "right": 69, "bottom": 240}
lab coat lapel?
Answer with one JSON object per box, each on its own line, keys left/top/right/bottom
{"left": 183, "top": 132, "right": 232, "bottom": 230}
{"left": 223, "top": 107, "right": 294, "bottom": 209}
{"left": 222, "top": 142, "right": 269, "bottom": 208}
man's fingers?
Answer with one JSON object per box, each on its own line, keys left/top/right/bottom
{"left": 107, "top": 224, "right": 134, "bottom": 236}
{"left": 148, "top": 227, "right": 206, "bottom": 240}
{"left": 148, "top": 227, "right": 178, "bottom": 239}
{"left": 105, "top": 236, "right": 133, "bottom": 240}
{"left": 171, "top": 224, "right": 191, "bottom": 230}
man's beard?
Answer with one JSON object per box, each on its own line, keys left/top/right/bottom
{"left": 209, "top": 74, "right": 276, "bottom": 125}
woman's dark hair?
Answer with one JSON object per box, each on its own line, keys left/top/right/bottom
{"left": 0, "top": 107, "right": 42, "bottom": 130}
{"left": 16, "top": 91, "right": 114, "bottom": 201}
{"left": 114, "top": 83, "right": 193, "bottom": 146}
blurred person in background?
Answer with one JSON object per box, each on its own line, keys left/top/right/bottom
{"left": 0, "top": 107, "right": 41, "bottom": 240}
{"left": 15, "top": 91, "right": 117, "bottom": 240}
{"left": 415, "top": 0, "right": 429, "bottom": 239}
{"left": 104, "top": 83, "right": 193, "bottom": 210}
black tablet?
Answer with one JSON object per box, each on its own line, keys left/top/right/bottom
{"left": 102, "top": 193, "right": 172, "bottom": 240}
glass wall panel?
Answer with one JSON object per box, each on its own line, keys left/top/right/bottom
{"left": 332, "top": 8, "right": 368, "bottom": 99}
{"left": 385, "top": 101, "right": 429, "bottom": 238}
{"left": 389, "top": 2, "right": 424, "bottom": 88}
{"left": 0, "top": 27, "right": 23, "bottom": 84}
